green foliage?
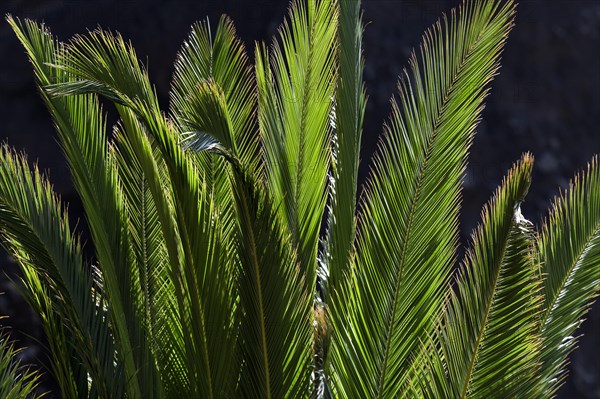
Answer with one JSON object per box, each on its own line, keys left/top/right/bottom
{"left": 1, "top": 0, "right": 599, "bottom": 398}
{"left": 0, "top": 330, "right": 41, "bottom": 399}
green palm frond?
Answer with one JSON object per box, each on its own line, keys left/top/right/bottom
{"left": 110, "top": 122, "right": 178, "bottom": 398}
{"left": 0, "top": 145, "right": 116, "bottom": 397}
{"left": 537, "top": 157, "right": 600, "bottom": 396}
{"left": 230, "top": 169, "right": 313, "bottom": 399}
{"left": 44, "top": 26, "right": 314, "bottom": 398}
{"left": 172, "top": 15, "right": 259, "bottom": 172}
{"left": 173, "top": 29, "right": 316, "bottom": 396}
{"left": 8, "top": 18, "right": 150, "bottom": 398}
{"left": 0, "top": 331, "right": 41, "bottom": 399}
{"left": 15, "top": 272, "right": 83, "bottom": 398}
{"left": 255, "top": 0, "right": 338, "bottom": 286}
{"left": 170, "top": 18, "right": 258, "bottom": 279}
{"left": 413, "top": 154, "right": 541, "bottom": 399}
{"left": 55, "top": 33, "right": 242, "bottom": 397}
{"left": 321, "top": 0, "right": 366, "bottom": 301}
{"left": 328, "top": 1, "right": 515, "bottom": 397}
{"left": 111, "top": 67, "right": 240, "bottom": 399}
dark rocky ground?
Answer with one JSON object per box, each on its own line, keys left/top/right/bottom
{"left": 1, "top": 0, "right": 599, "bottom": 397}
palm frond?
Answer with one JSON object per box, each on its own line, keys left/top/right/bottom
{"left": 328, "top": 1, "right": 516, "bottom": 397}
{"left": 46, "top": 29, "right": 249, "bottom": 397}
{"left": 536, "top": 156, "right": 600, "bottom": 396}
{"left": 15, "top": 268, "right": 85, "bottom": 398}
{"left": 172, "top": 16, "right": 259, "bottom": 172}
{"left": 413, "top": 154, "right": 541, "bottom": 399}
{"left": 321, "top": 0, "right": 366, "bottom": 301}
{"left": 255, "top": 0, "right": 338, "bottom": 286}
{"left": 230, "top": 169, "right": 313, "bottom": 399}
{"left": 0, "top": 145, "right": 116, "bottom": 397}
{"left": 0, "top": 331, "right": 41, "bottom": 399}
{"left": 8, "top": 17, "right": 149, "bottom": 398}
{"left": 110, "top": 123, "right": 179, "bottom": 398}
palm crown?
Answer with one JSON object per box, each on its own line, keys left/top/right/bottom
{"left": 1, "top": 0, "right": 599, "bottom": 398}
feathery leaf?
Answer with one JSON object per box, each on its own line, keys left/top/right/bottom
{"left": 0, "top": 144, "right": 115, "bottom": 398}
{"left": 0, "top": 331, "right": 41, "bottom": 399}
{"left": 329, "top": 1, "right": 516, "bottom": 397}
{"left": 255, "top": 0, "right": 338, "bottom": 286}
{"left": 413, "top": 154, "right": 541, "bottom": 399}
{"left": 537, "top": 156, "right": 600, "bottom": 396}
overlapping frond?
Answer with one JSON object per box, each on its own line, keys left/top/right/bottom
{"left": 172, "top": 15, "right": 258, "bottom": 172}
{"left": 230, "top": 169, "right": 313, "bottom": 399}
{"left": 8, "top": 17, "right": 149, "bottom": 398}
{"left": 0, "top": 145, "right": 115, "bottom": 398}
{"left": 537, "top": 157, "right": 600, "bottom": 396}
{"left": 15, "top": 271, "right": 84, "bottom": 398}
{"left": 6, "top": 2, "right": 600, "bottom": 399}
{"left": 255, "top": 0, "right": 338, "bottom": 286}
{"left": 174, "top": 25, "right": 317, "bottom": 396}
{"left": 0, "top": 331, "right": 40, "bottom": 399}
{"left": 175, "top": 50, "right": 315, "bottom": 396}
{"left": 328, "top": 1, "right": 516, "bottom": 397}
{"left": 110, "top": 122, "right": 183, "bottom": 397}
{"left": 170, "top": 17, "right": 257, "bottom": 274}
{"left": 45, "top": 27, "right": 314, "bottom": 399}
{"left": 52, "top": 31, "right": 243, "bottom": 397}
{"left": 413, "top": 155, "right": 541, "bottom": 399}
{"left": 321, "top": 0, "right": 366, "bottom": 301}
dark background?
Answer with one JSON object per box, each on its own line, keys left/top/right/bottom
{"left": 1, "top": 0, "right": 599, "bottom": 397}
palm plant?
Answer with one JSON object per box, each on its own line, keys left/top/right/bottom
{"left": 1, "top": 0, "right": 599, "bottom": 397}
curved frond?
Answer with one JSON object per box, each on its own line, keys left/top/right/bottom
{"left": 110, "top": 123, "right": 183, "bottom": 397}
{"left": 328, "top": 1, "right": 516, "bottom": 397}
{"left": 537, "top": 156, "right": 600, "bottom": 396}
{"left": 0, "top": 145, "right": 116, "bottom": 398}
{"left": 8, "top": 17, "right": 149, "bottom": 398}
{"left": 171, "top": 15, "right": 258, "bottom": 172}
{"left": 15, "top": 271, "right": 84, "bottom": 399}
{"left": 414, "top": 155, "right": 541, "bottom": 399}
{"left": 44, "top": 28, "right": 316, "bottom": 399}
{"left": 230, "top": 170, "right": 313, "bottom": 399}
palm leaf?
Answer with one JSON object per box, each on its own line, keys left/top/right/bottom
{"left": 321, "top": 0, "right": 366, "bottom": 301}
{"left": 174, "top": 40, "right": 316, "bottom": 397}
{"left": 328, "top": 1, "right": 516, "bottom": 397}
{"left": 179, "top": 76, "right": 315, "bottom": 398}
{"left": 170, "top": 17, "right": 250, "bottom": 263}
{"left": 255, "top": 0, "right": 338, "bottom": 286}
{"left": 0, "top": 331, "right": 41, "bottom": 399}
{"left": 16, "top": 273, "right": 89, "bottom": 398}
{"left": 536, "top": 156, "right": 600, "bottom": 396}
{"left": 227, "top": 168, "right": 312, "bottom": 399}
{"left": 172, "top": 35, "right": 316, "bottom": 396}
{"left": 172, "top": 15, "right": 259, "bottom": 172}
{"left": 413, "top": 154, "right": 541, "bottom": 399}
{"left": 110, "top": 122, "right": 182, "bottom": 398}
{"left": 0, "top": 145, "right": 116, "bottom": 397}
{"left": 46, "top": 30, "right": 256, "bottom": 398}
{"left": 8, "top": 17, "right": 149, "bottom": 398}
